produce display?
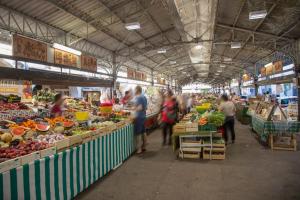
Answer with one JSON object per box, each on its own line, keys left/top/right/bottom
{"left": 196, "top": 103, "right": 211, "bottom": 114}
{"left": 0, "top": 102, "right": 28, "bottom": 111}
{"left": 207, "top": 112, "right": 225, "bottom": 127}
{"left": 0, "top": 140, "right": 49, "bottom": 161}
{"left": 0, "top": 108, "right": 130, "bottom": 163}
{"left": 65, "top": 98, "right": 92, "bottom": 111}
{"left": 33, "top": 89, "right": 55, "bottom": 103}
{"left": 0, "top": 94, "right": 21, "bottom": 103}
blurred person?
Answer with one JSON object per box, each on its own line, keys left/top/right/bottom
{"left": 121, "top": 90, "right": 131, "bottom": 105}
{"left": 219, "top": 94, "right": 236, "bottom": 145}
{"left": 50, "top": 93, "right": 65, "bottom": 117}
{"left": 177, "top": 95, "right": 186, "bottom": 119}
{"left": 133, "top": 86, "right": 148, "bottom": 154}
{"left": 187, "top": 95, "right": 194, "bottom": 113}
{"left": 113, "top": 98, "right": 123, "bottom": 112}
{"left": 161, "top": 90, "right": 177, "bottom": 146}
{"left": 264, "top": 91, "right": 270, "bottom": 102}
{"left": 231, "top": 92, "right": 239, "bottom": 103}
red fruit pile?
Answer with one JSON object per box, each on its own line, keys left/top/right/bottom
{"left": 0, "top": 102, "right": 28, "bottom": 111}
{"left": 0, "top": 140, "right": 49, "bottom": 161}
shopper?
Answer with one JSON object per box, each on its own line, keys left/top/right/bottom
{"left": 161, "top": 90, "right": 177, "bottom": 145}
{"left": 264, "top": 91, "right": 270, "bottom": 102}
{"left": 133, "top": 86, "right": 147, "bottom": 154}
{"left": 113, "top": 98, "right": 123, "bottom": 112}
{"left": 121, "top": 91, "right": 131, "bottom": 105}
{"left": 50, "top": 93, "right": 65, "bottom": 117}
{"left": 187, "top": 95, "right": 194, "bottom": 113}
{"left": 219, "top": 94, "right": 236, "bottom": 144}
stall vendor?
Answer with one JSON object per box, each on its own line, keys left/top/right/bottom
{"left": 50, "top": 93, "right": 65, "bottom": 117}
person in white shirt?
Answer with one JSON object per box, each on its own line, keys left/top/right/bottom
{"left": 219, "top": 94, "right": 236, "bottom": 144}
{"left": 264, "top": 91, "right": 270, "bottom": 102}
{"left": 187, "top": 95, "right": 194, "bottom": 113}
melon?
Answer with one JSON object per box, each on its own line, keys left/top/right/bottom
{"left": 1, "top": 132, "right": 12, "bottom": 143}
{"left": 11, "top": 127, "right": 25, "bottom": 136}
{"left": 36, "top": 124, "right": 50, "bottom": 132}
{"left": 63, "top": 121, "right": 74, "bottom": 128}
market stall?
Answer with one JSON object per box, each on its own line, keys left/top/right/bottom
{"left": 172, "top": 100, "right": 226, "bottom": 160}
{"left": 0, "top": 62, "right": 136, "bottom": 199}
{"left": 250, "top": 101, "right": 300, "bottom": 150}
{"left": 0, "top": 124, "right": 134, "bottom": 200}
{"left": 235, "top": 102, "right": 251, "bottom": 125}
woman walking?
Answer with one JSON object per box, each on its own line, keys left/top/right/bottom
{"left": 161, "top": 90, "right": 177, "bottom": 145}
{"left": 219, "top": 94, "right": 236, "bottom": 145}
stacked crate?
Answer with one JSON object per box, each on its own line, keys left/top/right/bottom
{"left": 203, "top": 140, "right": 226, "bottom": 160}
{"left": 178, "top": 136, "right": 202, "bottom": 159}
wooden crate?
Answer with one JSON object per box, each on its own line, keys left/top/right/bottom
{"left": 269, "top": 134, "right": 297, "bottom": 151}
{"left": 173, "top": 124, "right": 186, "bottom": 133}
{"left": 185, "top": 122, "right": 198, "bottom": 132}
{"left": 203, "top": 152, "right": 225, "bottom": 160}
{"left": 69, "top": 135, "right": 83, "bottom": 146}
{"left": 116, "top": 121, "right": 126, "bottom": 128}
{"left": 105, "top": 124, "right": 117, "bottom": 133}
{"left": 0, "top": 157, "right": 21, "bottom": 173}
{"left": 91, "top": 130, "right": 100, "bottom": 140}
{"left": 20, "top": 151, "right": 40, "bottom": 165}
{"left": 55, "top": 138, "right": 70, "bottom": 151}
{"left": 97, "top": 127, "right": 109, "bottom": 135}
{"left": 81, "top": 131, "right": 92, "bottom": 143}
{"left": 179, "top": 151, "right": 200, "bottom": 159}
{"left": 203, "top": 144, "right": 226, "bottom": 160}
{"left": 40, "top": 146, "right": 56, "bottom": 158}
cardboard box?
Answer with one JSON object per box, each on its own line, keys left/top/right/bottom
{"left": 40, "top": 146, "right": 56, "bottom": 158}
{"left": 0, "top": 158, "right": 21, "bottom": 173}
{"left": 20, "top": 151, "right": 40, "bottom": 165}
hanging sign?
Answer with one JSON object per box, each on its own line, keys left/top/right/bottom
{"left": 260, "top": 67, "right": 266, "bottom": 76}
{"left": 135, "top": 71, "right": 142, "bottom": 80}
{"left": 13, "top": 34, "right": 47, "bottom": 62}
{"left": 242, "top": 74, "right": 250, "bottom": 81}
{"left": 141, "top": 73, "right": 147, "bottom": 81}
{"left": 273, "top": 60, "right": 283, "bottom": 73}
{"left": 127, "top": 68, "right": 136, "bottom": 79}
{"left": 81, "top": 55, "right": 97, "bottom": 72}
{"left": 0, "top": 79, "right": 32, "bottom": 100}
{"left": 265, "top": 63, "right": 274, "bottom": 75}
{"left": 157, "top": 78, "right": 165, "bottom": 85}
{"left": 0, "top": 79, "right": 19, "bottom": 94}
{"left": 54, "top": 49, "right": 78, "bottom": 67}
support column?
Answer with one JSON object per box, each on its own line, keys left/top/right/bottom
{"left": 238, "top": 79, "right": 242, "bottom": 96}
{"left": 111, "top": 53, "right": 117, "bottom": 98}
{"left": 295, "top": 39, "right": 300, "bottom": 121}
{"left": 151, "top": 69, "right": 154, "bottom": 86}
{"left": 254, "top": 76, "right": 258, "bottom": 96}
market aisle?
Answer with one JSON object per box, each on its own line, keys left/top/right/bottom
{"left": 76, "top": 121, "right": 300, "bottom": 200}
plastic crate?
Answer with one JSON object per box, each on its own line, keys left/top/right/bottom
{"left": 198, "top": 123, "right": 217, "bottom": 132}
